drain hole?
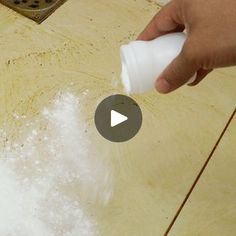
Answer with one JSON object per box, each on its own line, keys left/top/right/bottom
{"left": 29, "top": 3, "right": 39, "bottom": 8}
{"left": 1, "top": 0, "right": 66, "bottom": 23}
{"left": 12, "top": 0, "right": 56, "bottom": 8}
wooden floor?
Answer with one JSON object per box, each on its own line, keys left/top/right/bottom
{"left": 169, "top": 112, "right": 236, "bottom": 235}
{"left": 0, "top": 0, "right": 235, "bottom": 235}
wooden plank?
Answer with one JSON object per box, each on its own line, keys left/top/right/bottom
{"left": 0, "top": 0, "right": 236, "bottom": 235}
{"left": 169, "top": 113, "right": 236, "bottom": 236}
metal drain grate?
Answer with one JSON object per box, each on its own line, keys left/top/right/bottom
{"left": 0, "top": 0, "right": 66, "bottom": 23}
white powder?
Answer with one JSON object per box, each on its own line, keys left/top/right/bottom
{"left": 0, "top": 92, "right": 113, "bottom": 236}
{"left": 0, "top": 162, "right": 52, "bottom": 236}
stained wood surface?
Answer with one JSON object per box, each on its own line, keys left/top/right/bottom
{"left": 0, "top": 0, "right": 235, "bottom": 235}
{"left": 169, "top": 114, "right": 236, "bottom": 236}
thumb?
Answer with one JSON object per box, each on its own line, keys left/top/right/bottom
{"left": 155, "top": 47, "right": 199, "bottom": 94}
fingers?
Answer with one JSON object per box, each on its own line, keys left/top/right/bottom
{"left": 137, "top": 1, "right": 184, "bottom": 41}
{"left": 155, "top": 49, "right": 199, "bottom": 93}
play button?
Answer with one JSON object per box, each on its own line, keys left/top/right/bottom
{"left": 95, "top": 94, "right": 142, "bottom": 142}
{"left": 111, "top": 110, "right": 128, "bottom": 127}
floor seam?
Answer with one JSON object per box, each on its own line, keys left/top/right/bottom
{"left": 164, "top": 107, "right": 236, "bottom": 236}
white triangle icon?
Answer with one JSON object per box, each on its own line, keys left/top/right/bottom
{"left": 111, "top": 110, "right": 128, "bottom": 127}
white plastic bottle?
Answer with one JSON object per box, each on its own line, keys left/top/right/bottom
{"left": 120, "top": 32, "right": 195, "bottom": 94}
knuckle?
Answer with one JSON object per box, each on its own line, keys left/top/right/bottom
{"left": 166, "top": 59, "right": 186, "bottom": 85}
{"left": 168, "top": 64, "right": 180, "bottom": 81}
{"left": 181, "top": 45, "right": 199, "bottom": 65}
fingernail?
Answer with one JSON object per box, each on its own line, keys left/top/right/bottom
{"left": 156, "top": 79, "right": 171, "bottom": 93}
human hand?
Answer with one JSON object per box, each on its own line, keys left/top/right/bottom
{"left": 138, "top": 0, "right": 236, "bottom": 93}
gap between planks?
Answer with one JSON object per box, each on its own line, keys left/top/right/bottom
{"left": 164, "top": 107, "right": 236, "bottom": 236}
